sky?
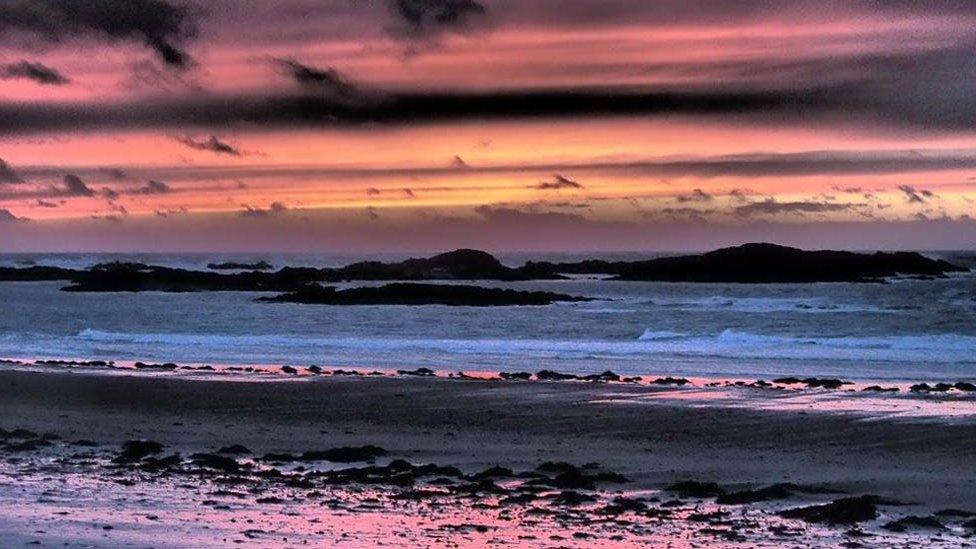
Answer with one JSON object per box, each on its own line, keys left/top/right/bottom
{"left": 1, "top": 0, "right": 976, "bottom": 252}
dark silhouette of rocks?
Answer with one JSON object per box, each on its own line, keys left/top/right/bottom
{"left": 208, "top": 260, "right": 273, "bottom": 270}
{"left": 114, "top": 440, "right": 164, "bottom": 462}
{"left": 525, "top": 243, "right": 967, "bottom": 283}
{"left": 773, "top": 377, "right": 849, "bottom": 389}
{"left": 0, "top": 265, "right": 78, "bottom": 281}
{"left": 338, "top": 249, "right": 554, "bottom": 281}
{"left": 257, "top": 283, "right": 589, "bottom": 306}
{"left": 882, "top": 515, "right": 944, "bottom": 532}
{"left": 778, "top": 495, "right": 886, "bottom": 525}
{"left": 2, "top": 244, "right": 966, "bottom": 291}
{"left": 666, "top": 481, "right": 725, "bottom": 498}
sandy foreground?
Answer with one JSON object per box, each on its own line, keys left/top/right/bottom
{"left": 0, "top": 369, "right": 974, "bottom": 547}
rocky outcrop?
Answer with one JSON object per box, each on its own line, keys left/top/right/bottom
{"left": 207, "top": 260, "right": 273, "bottom": 271}
{"left": 257, "top": 283, "right": 590, "bottom": 306}
{"left": 2, "top": 243, "right": 966, "bottom": 291}
{"left": 525, "top": 243, "right": 967, "bottom": 283}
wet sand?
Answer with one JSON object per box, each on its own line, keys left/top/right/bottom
{"left": 1, "top": 370, "right": 974, "bottom": 546}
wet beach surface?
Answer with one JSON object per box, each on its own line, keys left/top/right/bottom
{"left": 0, "top": 369, "right": 974, "bottom": 546}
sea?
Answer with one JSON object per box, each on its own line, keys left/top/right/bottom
{"left": 1, "top": 251, "right": 974, "bottom": 382}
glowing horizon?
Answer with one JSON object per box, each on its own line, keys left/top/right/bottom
{"left": 2, "top": 0, "right": 975, "bottom": 251}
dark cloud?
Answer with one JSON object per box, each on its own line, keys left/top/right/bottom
{"left": 451, "top": 155, "right": 469, "bottom": 168}
{"left": 0, "top": 158, "right": 24, "bottom": 184}
{"left": 474, "top": 204, "right": 587, "bottom": 224}
{"left": 0, "top": 86, "right": 847, "bottom": 134}
{"left": 734, "top": 198, "right": 857, "bottom": 217}
{"left": 239, "top": 201, "right": 287, "bottom": 218}
{"left": 0, "top": 60, "right": 69, "bottom": 85}
{"left": 134, "top": 179, "right": 171, "bottom": 194}
{"left": 676, "top": 188, "right": 713, "bottom": 202}
{"left": 101, "top": 187, "right": 119, "bottom": 200}
{"left": 402, "top": 188, "right": 416, "bottom": 197}
{"left": 897, "top": 185, "right": 936, "bottom": 204}
{"left": 0, "top": 208, "right": 26, "bottom": 222}
{"left": 832, "top": 186, "right": 863, "bottom": 194}
{"left": 11, "top": 148, "right": 976, "bottom": 188}
{"left": 35, "top": 199, "right": 58, "bottom": 208}
{"left": 174, "top": 135, "right": 242, "bottom": 156}
{"left": 273, "top": 58, "right": 358, "bottom": 98}
{"left": 90, "top": 214, "right": 124, "bottom": 223}
{"left": 534, "top": 174, "right": 583, "bottom": 190}
{"left": 100, "top": 168, "right": 128, "bottom": 180}
{"left": 366, "top": 187, "right": 381, "bottom": 196}
{"left": 388, "top": 0, "right": 487, "bottom": 38}
{"left": 0, "top": 0, "right": 198, "bottom": 68}
{"left": 61, "top": 174, "right": 94, "bottom": 197}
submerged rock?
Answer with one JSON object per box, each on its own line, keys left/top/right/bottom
{"left": 778, "top": 496, "right": 880, "bottom": 525}
{"left": 773, "top": 377, "right": 849, "bottom": 389}
{"left": 217, "top": 444, "right": 251, "bottom": 455}
{"left": 258, "top": 283, "right": 590, "bottom": 307}
{"left": 536, "top": 370, "right": 578, "bottom": 381}
{"left": 666, "top": 481, "right": 725, "bottom": 498}
{"left": 115, "top": 440, "right": 164, "bottom": 462}
{"left": 397, "top": 368, "right": 435, "bottom": 377}
{"left": 882, "top": 515, "right": 944, "bottom": 532}
{"left": 862, "top": 385, "right": 899, "bottom": 393}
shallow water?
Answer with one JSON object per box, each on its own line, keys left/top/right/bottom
{"left": 0, "top": 252, "right": 974, "bottom": 381}
{"left": 0, "top": 440, "right": 969, "bottom": 548}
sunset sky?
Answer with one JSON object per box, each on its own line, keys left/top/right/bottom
{"left": 2, "top": 0, "right": 976, "bottom": 251}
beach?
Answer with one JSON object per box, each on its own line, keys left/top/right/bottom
{"left": 1, "top": 368, "right": 973, "bottom": 546}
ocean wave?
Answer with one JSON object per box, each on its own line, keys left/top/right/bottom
{"left": 638, "top": 328, "right": 976, "bottom": 362}
{"left": 641, "top": 296, "right": 901, "bottom": 314}
{"left": 50, "top": 328, "right": 976, "bottom": 365}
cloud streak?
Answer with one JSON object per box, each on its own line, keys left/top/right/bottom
{"left": 0, "top": 60, "right": 69, "bottom": 85}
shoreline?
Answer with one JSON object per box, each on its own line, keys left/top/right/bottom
{"left": 1, "top": 368, "right": 974, "bottom": 545}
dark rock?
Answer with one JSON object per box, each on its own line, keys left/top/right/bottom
{"left": 217, "top": 444, "right": 251, "bottom": 455}
{"left": 191, "top": 453, "right": 242, "bottom": 473}
{"left": 650, "top": 377, "right": 691, "bottom": 386}
{"left": 134, "top": 362, "right": 178, "bottom": 370}
{"left": 208, "top": 261, "right": 273, "bottom": 271}
{"left": 499, "top": 371, "right": 532, "bottom": 380}
{"left": 0, "top": 265, "right": 79, "bottom": 282}
{"left": 397, "top": 368, "right": 435, "bottom": 377}
{"left": 551, "top": 491, "right": 596, "bottom": 505}
{"left": 882, "top": 515, "right": 944, "bottom": 532}
{"left": 667, "top": 481, "right": 725, "bottom": 498}
{"left": 281, "top": 366, "right": 298, "bottom": 374}
{"left": 472, "top": 466, "right": 516, "bottom": 479}
{"left": 716, "top": 483, "right": 797, "bottom": 504}
{"left": 115, "top": 440, "right": 164, "bottom": 462}
{"left": 934, "top": 509, "right": 976, "bottom": 518}
{"left": 862, "top": 385, "right": 899, "bottom": 393}
{"left": 306, "top": 366, "right": 322, "bottom": 374}
{"left": 257, "top": 283, "right": 590, "bottom": 307}
{"left": 580, "top": 370, "right": 620, "bottom": 382}
{"left": 256, "top": 496, "right": 285, "bottom": 504}
{"left": 773, "top": 377, "right": 849, "bottom": 389}
{"left": 778, "top": 496, "right": 880, "bottom": 525}
{"left": 910, "top": 382, "right": 954, "bottom": 393}
{"left": 566, "top": 243, "right": 967, "bottom": 283}
{"left": 536, "top": 462, "right": 580, "bottom": 475}
{"left": 535, "top": 370, "right": 578, "bottom": 381}
{"left": 953, "top": 382, "right": 976, "bottom": 392}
